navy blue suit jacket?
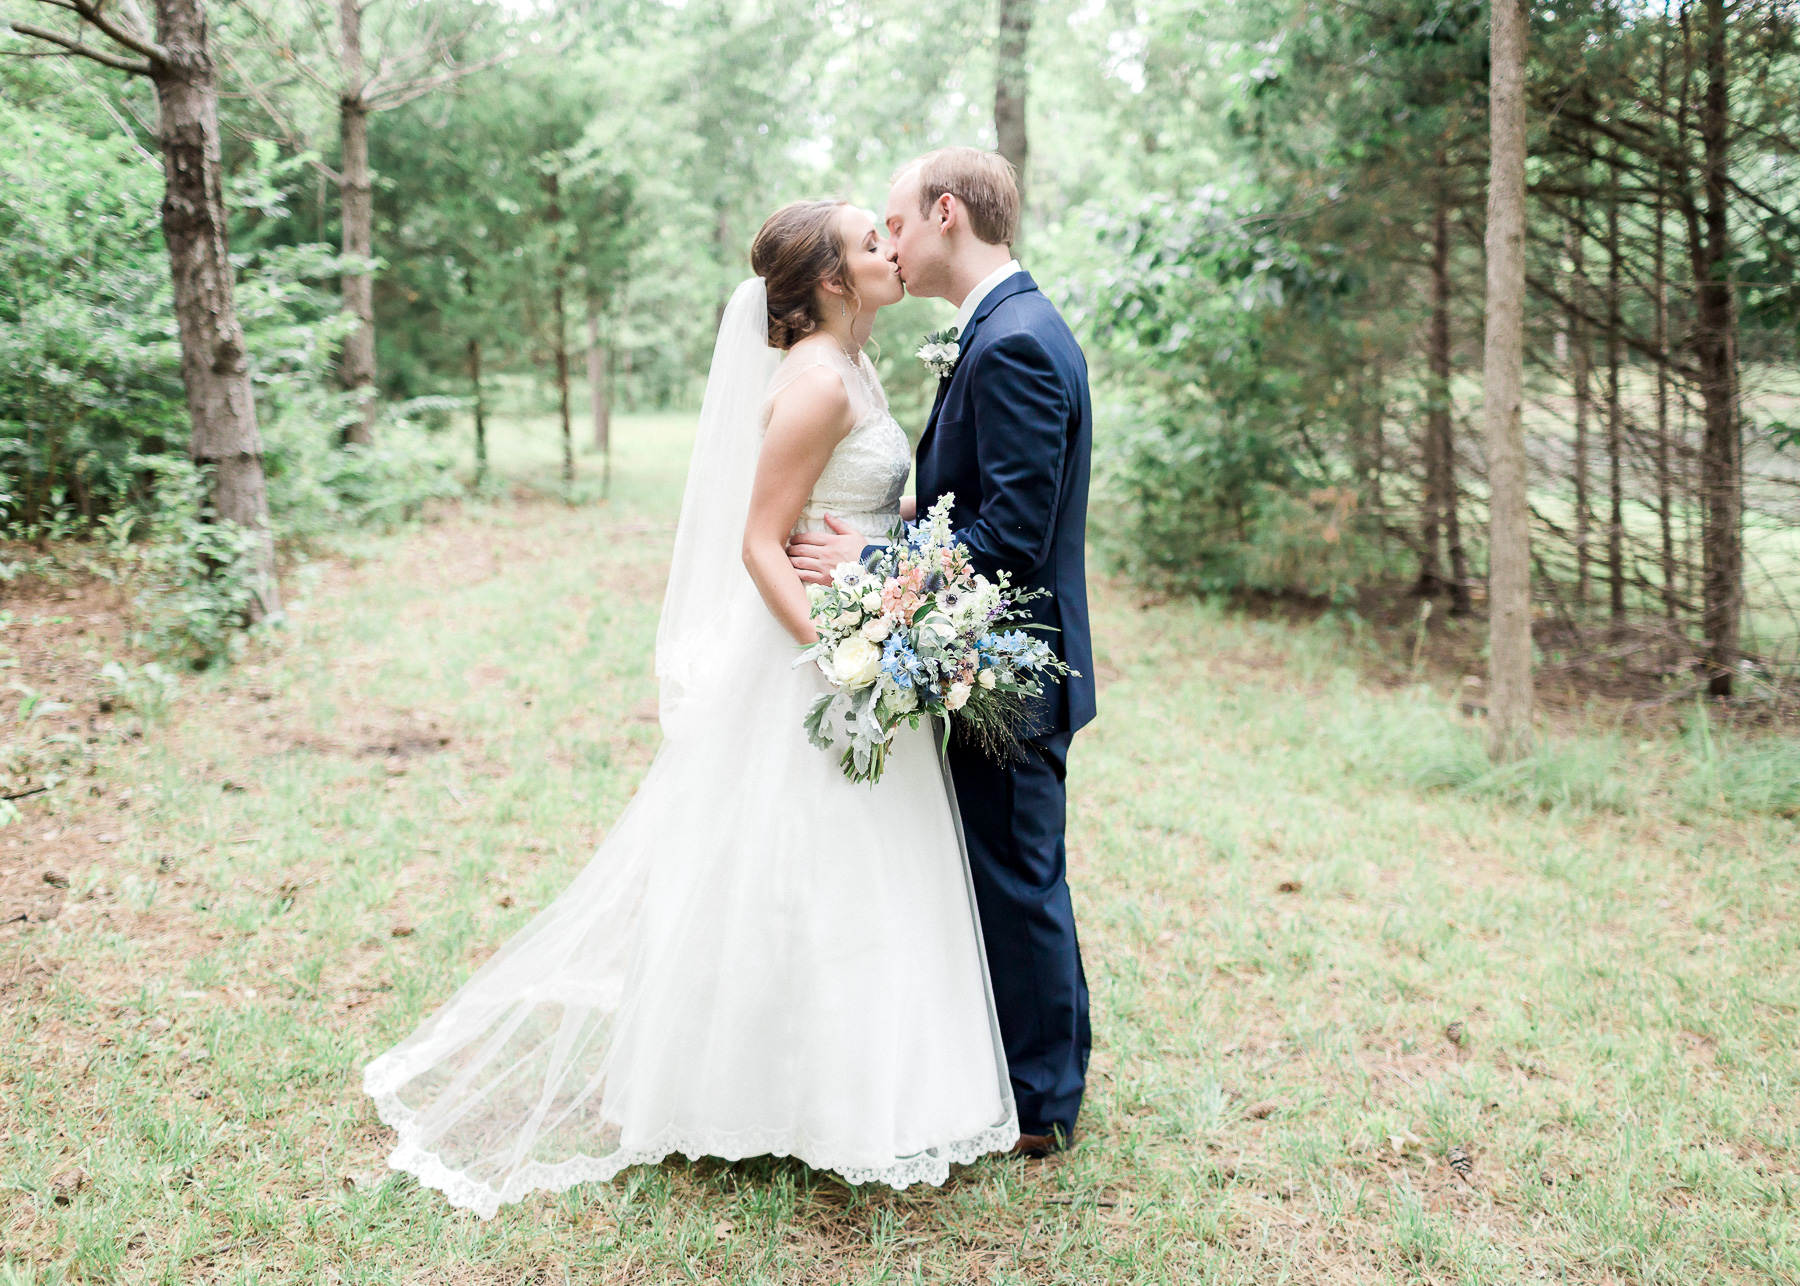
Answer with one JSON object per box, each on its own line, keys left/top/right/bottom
{"left": 915, "top": 272, "right": 1096, "bottom": 736}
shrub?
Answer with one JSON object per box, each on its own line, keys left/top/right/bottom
{"left": 264, "top": 401, "right": 463, "bottom": 543}
{"left": 1103, "top": 407, "right": 1402, "bottom": 601}
{"left": 1069, "top": 185, "right": 1409, "bottom": 602}
{"left": 0, "top": 100, "right": 185, "bottom": 526}
{"left": 117, "top": 457, "right": 266, "bottom": 668}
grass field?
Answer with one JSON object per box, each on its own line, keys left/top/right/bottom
{"left": 3, "top": 412, "right": 1798, "bottom": 1284}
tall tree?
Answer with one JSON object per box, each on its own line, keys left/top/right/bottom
{"left": 335, "top": 0, "right": 376, "bottom": 445}
{"left": 994, "top": 0, "right": 1032, "bottom": 216}
{"left": 1568, "top": 200, "right": 1593, "bottom": 603}
{"left": 1653, "top": 167, "right": 1677, "bottom": 620}
{"left": 1484, "top": 0, "right": 1532, "bottom": 760}
{"left": 466, "top": 272, "right": 489, "bottom": 482}
{"left": 542, "top": 164, "right": 575, "bottom": 488}
{"left": 1604, "top": 153, "right": 1625, "bottom": 621}
{"left": 1685, "top": 0, "right": 1742, "bottom": 695}
{"left": 234, "top": 0, "right": 506, "bottom": 444}
{"left": 586, "top": 299, "right": 610, "bottom": 488}
{"left": 1420, "top": 175, "right": 1470, "bottom": 615}
{"left": 9, "top": 0, "right": 281, "bottom": 618}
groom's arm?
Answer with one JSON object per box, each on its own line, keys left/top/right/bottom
{"left": 787, "top": 514, "right": 871, "bottom": 584}
{"left": 961, "top": 332, "right": 1071, "bottom": 580}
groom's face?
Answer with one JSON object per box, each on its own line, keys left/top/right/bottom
{"left": 884, "top": 169, "right": 951, "bottom": 301}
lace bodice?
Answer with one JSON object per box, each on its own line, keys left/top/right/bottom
{"left": 766, "top": 345, "right": 911, "bottom": 538}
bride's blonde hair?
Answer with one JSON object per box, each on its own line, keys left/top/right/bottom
{"left": 751, "top": 200, "right": 858, "bottom": 350}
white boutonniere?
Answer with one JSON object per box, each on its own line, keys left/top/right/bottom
{"left": 916, "top": 326, "right": 960, "bottom": 379}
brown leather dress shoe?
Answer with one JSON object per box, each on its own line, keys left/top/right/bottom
{"left": 1009, "top": 1132, "right": 1059, "bottom": 1158}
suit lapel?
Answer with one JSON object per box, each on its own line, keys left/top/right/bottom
{"left": 916, "top": 272, "right": 1042, "bottom": 470}
{"left": 954, "top": 271, "right": 1039, "bottom": 362}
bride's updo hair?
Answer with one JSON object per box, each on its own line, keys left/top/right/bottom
{"left": 751, "top": 200, "right": 855, "bottom": 350}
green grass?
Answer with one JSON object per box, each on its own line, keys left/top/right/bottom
{"left": 2, "top": 412, "right": 1797, "bottom": 1283}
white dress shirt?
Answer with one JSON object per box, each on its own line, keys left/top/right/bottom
{"left": 952, "top": 259, "right": 1022, "bottom": 338}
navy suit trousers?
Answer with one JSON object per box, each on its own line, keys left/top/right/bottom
{"left": 948, "top": 731, "right": 1090, "bottom": 1139}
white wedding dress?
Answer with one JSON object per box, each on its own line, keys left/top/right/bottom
{"left": 362, "top": 281, "right": 1018, "bottom": 1220}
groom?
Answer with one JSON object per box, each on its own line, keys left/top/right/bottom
{"left": 787, "top": 147, "right": 1095, "bottom": 1155}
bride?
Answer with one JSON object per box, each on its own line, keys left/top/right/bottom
{"left": 362, "top": 200, "right": 1019, "bottom": 1218}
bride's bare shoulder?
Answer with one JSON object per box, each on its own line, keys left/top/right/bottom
{"left": 767, "top": 345, "right": 855, "bottom": 441}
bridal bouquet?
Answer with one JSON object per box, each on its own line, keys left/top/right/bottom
{"left": 797, "top": 493, "right": 1071, "bottom": 785}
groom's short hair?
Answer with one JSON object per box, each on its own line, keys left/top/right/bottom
{"left": 900, "top": 148, "right": 1019, "bottom": 247}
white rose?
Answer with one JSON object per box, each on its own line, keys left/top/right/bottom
{"left": 806, "top": 583, "right": 827, "bottom": 606}
{"left": 831, "top": 635, "right": 882, "bottom": 689}
{"left": 978, "top": 669, "right": 996, "bottom": 689}
{"left": 860, "top": 615, "right": 893, "bottom": 642}
{"left": 946, "top": 681, "right": 972, "bottom": 711}
{"left": 860, "top": 590, "right": 882, "bottom": 614}
{"left": 833, "top": 610, "right": 862, "bottom": 630}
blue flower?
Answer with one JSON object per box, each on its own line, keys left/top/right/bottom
{"left": 881, "top": 635, "right": 922, "bottom": 687}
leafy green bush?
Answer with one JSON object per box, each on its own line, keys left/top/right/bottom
{"left": 1102, "top": 406, "right": 1401, "bottom": 601}
{"left": 2, "top": 110, "right": 458, "bottom": 664}
{"left": 0, "top": 99, "right": 185, "bottom": 525}
{"left": 1069, "top": 185, "right": 1412, "bottom": 601}
{"left": 115, "top": 457, "right": 267, "bottom": 668}
{"left": 264, "top": 401, "right": 463, "bottom": 542}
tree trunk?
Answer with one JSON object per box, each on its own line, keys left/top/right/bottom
{"left": 1654, "top": 30, "right": 1677, "bottom": 622}
{"left": 1689, "top": 0, "right": 1741, "bottom": 695}
{"left": 1483, "top": 0, "right": 1532, "bottom": 761}
{"left": 545, "top": 170, "right": 574, "bottom": 488}
{"left": 463, "top": 268, "right": 486, "bottom": 480}
{"left": 1444, "top": 410, "right": 1471, "bottom": 617}
{"left": 152, "top": 0, "right": 280, "bottom": 620}
{"left": 1568, "top": 204, "right": 1592, "bottom": 605}
{"left": 586, "top": 295, "right": 611, "bottom": 498}
{"left": 1605, "top": 166, "right": 1625, "bottom": 621}
{"left": 1418, "top": 186, "right": 1453, "bottom": 602}
{"left": 554, "top": 313, "right": 572, "bottom": 487}
{"left": 994, "top": 0, "right": 1032, "bottom": 226}
{"left": 1654, "top": 190, "right": 1676, "bottom": 620}
{"left": 1359, "top": 355, "right": 1386, "bottom": 520}
{"left": 468, "top": 336, "right": 487, "bottom": 481}
{"left": 337, "top": 0, "right": 376, "bottom": 446}
{"left": 1371, "top": 364, "right": 1386, "bottom": 521}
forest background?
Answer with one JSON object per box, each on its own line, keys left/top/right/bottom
{"left": 5, "top": 2, "right": 1800, "bottom": 1280}
{"left": 2, "top": 0, "right": 1798, "bottom": 700}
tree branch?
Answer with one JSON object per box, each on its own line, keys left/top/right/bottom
{"left": 55, "top": 0, "right": 167, "bottom": 63}
{"left": 216, "top": 41, "right": 344, "bottom": 183}
{"left": 5, "top": 20, "right": 153, "bottom": 73}
{"left": 364, "top": 47, "right": 511, "bottom": 112}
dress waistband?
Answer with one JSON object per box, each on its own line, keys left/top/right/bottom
{"left": 794, "top": 504, "right": 899, "bottom": 539}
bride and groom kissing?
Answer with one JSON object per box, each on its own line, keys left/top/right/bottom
{"left": 362, "top": 147, "right": 1097, "bottom": 1218}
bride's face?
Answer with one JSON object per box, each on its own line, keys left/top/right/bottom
{"left": 834, "top": 206, "right": 904, "bottom": 314}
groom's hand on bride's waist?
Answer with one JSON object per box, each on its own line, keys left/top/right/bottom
{"left": 786, "top": 514, "right": 868, "bottom": 585}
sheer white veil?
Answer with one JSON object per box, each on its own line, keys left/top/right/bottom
{"left": 655, "top": 277, "right": 782, "bottom": 732}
